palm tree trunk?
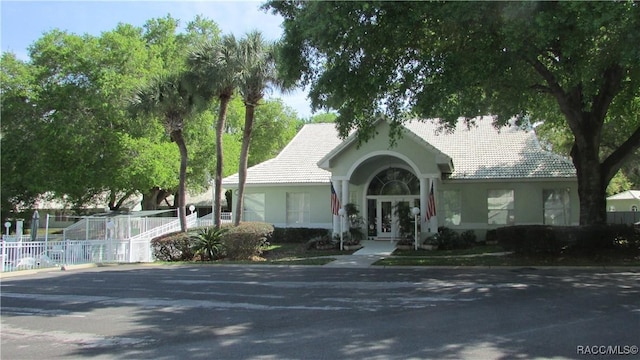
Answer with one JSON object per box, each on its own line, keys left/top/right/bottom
{"left": 234, "top": 104, "right": 256, "bottom": 225}
{"left": 172, "top": 129, "right": 189, "bottom": 232}
{"left": 215, "top": 95, "right": 231, "bottom": 228}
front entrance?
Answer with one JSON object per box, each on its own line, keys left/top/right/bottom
{"left": 366, "top": 167, "right": 421, "bottom": 240}
{"left": 368, "top": 198, "right": 418, "bottom": 239}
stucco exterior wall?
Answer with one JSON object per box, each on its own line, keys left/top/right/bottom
{"left": 230, "top": 184, "right": 333, "bottom": 229}
{"left": 606, "top": 198, "right": 640, "bottom": 212}
{"left": 438, "top": 179, "right": 579, "bottom": 239}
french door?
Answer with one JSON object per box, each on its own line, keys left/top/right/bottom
{"left": 368, "top": 197, "right": 418, "bottom": 239}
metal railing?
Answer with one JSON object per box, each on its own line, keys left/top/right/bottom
{"left": 1, "top": 212, "right": 208, "bottom": 273}
{"left": 1, "top": 239, "right": 130, "bottom": 272}
{"left": 196, "top": 212, "right": 233, "bottom": 227}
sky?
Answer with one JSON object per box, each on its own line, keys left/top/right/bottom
{"left": 0, "top": 0, "right": 315, "bottom": 118}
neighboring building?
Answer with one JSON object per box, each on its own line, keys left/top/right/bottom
{"left": 223, "top": 117, "right": 579, "bottom": 241}
{"left": 607, "top": 190, "right": 640, "bottom": 213}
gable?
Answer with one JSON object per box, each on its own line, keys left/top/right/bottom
{"left": 317, "top": 120, "right": 453, "bottom": 177}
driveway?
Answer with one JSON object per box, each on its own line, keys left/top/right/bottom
{"left": 1, "top": 265, "right": 638, "bottom": 359}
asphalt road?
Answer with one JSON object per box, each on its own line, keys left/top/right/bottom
{"left": 1, "top": 265, "right": 639, "bottom": 360}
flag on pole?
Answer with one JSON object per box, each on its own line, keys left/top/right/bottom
{"left": 331, "top": 183, "right": 341, "bottom": 215}
{"left": 426, "top": 182, "right": 436, "bottom": 221}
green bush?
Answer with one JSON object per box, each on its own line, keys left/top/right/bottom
{"left": 497, "top": 225, "right": 565, "bottom": 255}
{"left": 151, "top": 232, "right": 194, "bottom": 261}
{"left": 425, "top": 227, "right": 475, "bottom": 250}
{"left": 496, "top": 224, "right": 640, "bottom": 256}
{"left": 306, "top": 234, "right": 335, "bottom": 250}
{"left": 271, "top": 227, "right": 330, "bottom": 243}
{"left": 191, "top": 227, "right": 227, "bottom": 261}
{"left": 222, "top": 222, "right": 274, "bottom": 260}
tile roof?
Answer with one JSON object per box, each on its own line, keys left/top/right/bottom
{"left": 223, "top": 123, "right": 341, "bottom": 185}
{"left": 223, "top": 117, "right": 576, "bottom": 186}
{"left": 403, "top": 118, "right": 576, "bottom": 179}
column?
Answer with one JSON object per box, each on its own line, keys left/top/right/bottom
{"left": 420, "top": 177, "right": 427, "bottom": 234}
{"left": 341, "top": 180, "right": 349, "bottom": 236}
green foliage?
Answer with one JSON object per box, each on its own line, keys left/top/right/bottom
{"left": 222, "top": 222, "right": 274, "bottom": 260}
{"left": 308, "top": 112, "right": 337, "bottom": 123}
{"left": 191, "top": 227, "right": 227, "bottom": 261}
{"left": 496, "top": 224, "right": 640, "bottom": 257}
{"left": 0, "top": 15, "right": 218, "bottom": 216}
{"left": 425, "top": 227, "right": 476, "bottom": 250}
{"left": 151, "top": 231, "right": 194, "bottom": 262}
{"left": 272, "top": 227, "right": 330, "bottom": 243}
{"left": 306, "top": 234, "right": 335, "bottom": 250}
{"left": 393, "top": 202, "right": 416, "bottom": 243}
{"left": 224, "top": 97, "right": 302, "bottom": 167}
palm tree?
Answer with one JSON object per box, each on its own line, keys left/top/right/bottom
{"left": 189, "top": 34, "right": 240, "bottom": 228}
{"left": 234, "top": 31, "right": 287, "bottom": 225}
{"left": 131, "top": 72, "right": 200, "bottom": 232}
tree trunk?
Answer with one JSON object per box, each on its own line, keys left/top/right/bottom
{"left": 141, "top": 187, "right": 172, "bottom": 210}
{"left": 571, "top": 142, "right": 608, "bottom": 225}
{"left": 141, "top": 188, "right": 160, "bottom": 210}
{"left": 215, "top": 95, "right": 231, "bottom": 228}
{"left": 234, "top": 104, "right": 256, "bottom": 225}
{"left": 172, "top": 129, "right": 189, "bottom": 232}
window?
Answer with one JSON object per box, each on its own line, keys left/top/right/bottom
{"left": 367, "top": 168, "right": 419, "bottom": 195}
{"left": 287, "top": 193, "right": 310, "bottom": 225}
{"left": 244, "top": 193, "right": 265, "bottom": 221}
{"left": 632, "top": 205, "right": 638, "bottom": 212}
{"left": 543, "top": 189, "right": 571, "bottom": 225}
{"left": 441, "top": 190, "right": 462, "bottom": 225}
{"left": 488, "top": 190, "right": 515, "bottom": 225}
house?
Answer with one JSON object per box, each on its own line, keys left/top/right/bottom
{"left": 607, "top": 190, "right": 640, "bottom": 212}
{"left": 223, "top": 117, "right": 578, "bottom": 241}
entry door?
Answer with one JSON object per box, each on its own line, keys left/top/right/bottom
{"left": 376, "top": 199, "right": 413, "bottom": 239}
{"left": 378, "top": 201, "right": 394, "bottom": 238}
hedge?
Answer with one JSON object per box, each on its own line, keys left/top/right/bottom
{"left": 496, "top": 224, "right": 640, "bottom": 256}
{"left": 271, "top": 227, "right": 330, "bottom": 243}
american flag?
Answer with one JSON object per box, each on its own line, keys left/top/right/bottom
{"left": 331, "top": 183, "right": 341, "bottom": 215}
{"left": 426, "top": 182, "right": 436, "bottom": 220}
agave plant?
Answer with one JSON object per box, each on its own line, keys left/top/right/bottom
{"left": 191, "top": 227, "right": 227, "bottom": 261}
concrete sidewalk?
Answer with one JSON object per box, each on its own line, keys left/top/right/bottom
{"left": 324, "top": 240, "right": 395, "bottom": 268}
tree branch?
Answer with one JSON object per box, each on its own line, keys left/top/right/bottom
{"left": 601, "top": 124, "right": 640, "bottom": 184}
{"left": 591, "top": 65, "right": 623, "bottom": 123}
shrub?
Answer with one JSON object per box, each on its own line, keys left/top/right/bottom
{"left": 191, "top": 227, "right": 227, "bottom": 261}
{"left": 496, "top": 225, "right": 566, "bottom": 255}
{"left": 425, "top": 227, "right": 474, "bottom": 250}
{"left": 272, "top": 227, "right": 330, "bottom": 243}
{"left": 222, "top": 222, "right": 274, "bottom": 260}
{"left": 496, "top": 224, "right": 640, "bottom": 256}
{"left": 460, "top": 230, "right": 477, "bottom": 247}
{"left": 151, "top": 231, "right": 194, "bottom": 261}
{"left": 306, "top": 234, "right": 335, "bottom": 250}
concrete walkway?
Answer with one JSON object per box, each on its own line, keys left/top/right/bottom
{"left": 324, "top": 240, "right": 396, "bottom": 268}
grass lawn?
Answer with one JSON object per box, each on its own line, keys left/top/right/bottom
{"left": 392, "top": 244, "right": 506, "bottom": 257}
{"left": 375, "top": 253, "right": 640, "bottom": 267}
{"left": 261, "top": 243, "right": 356, "bottom": 265}
{"left": 155, "top": 243, "right": 639, "bottom": 267}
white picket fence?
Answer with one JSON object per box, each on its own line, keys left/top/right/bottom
{"left": 1, "top": 212, "right": 203, "bottom": 273}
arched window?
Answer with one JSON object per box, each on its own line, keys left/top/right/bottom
{"left": 632, "top": 205, "right": 638, "bottom": 212}
{"left": 367, "top": 168, "right": 419, "bottom": 195}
